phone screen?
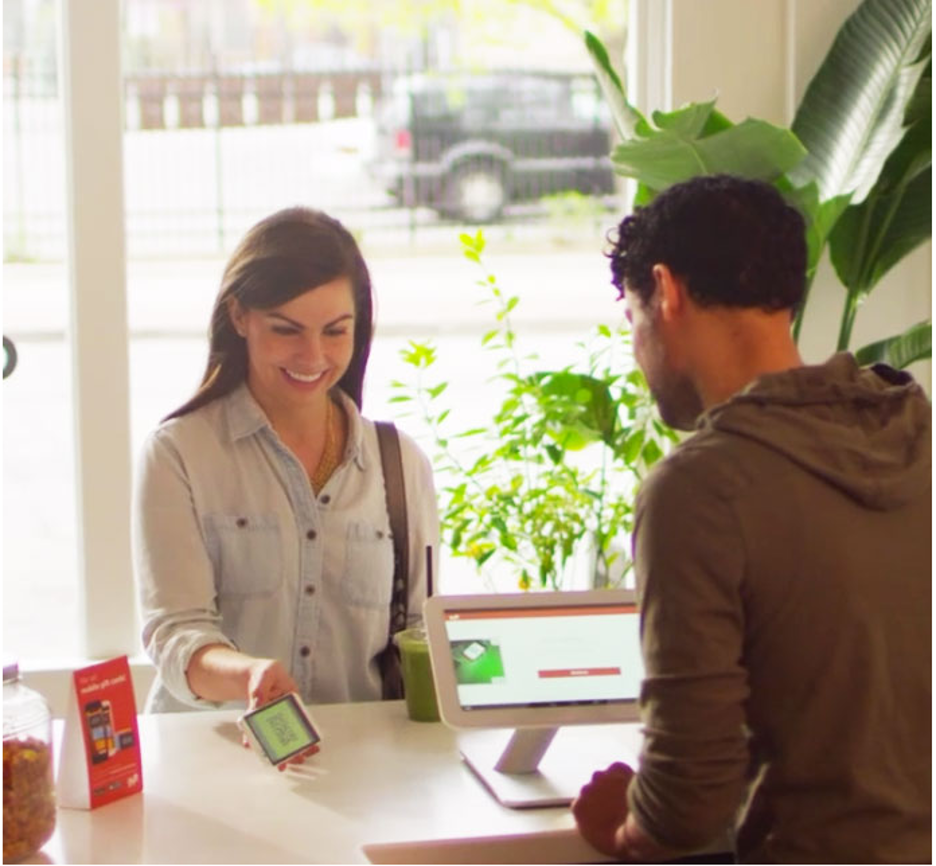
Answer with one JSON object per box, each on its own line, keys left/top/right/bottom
{"left": 241, "top": 694, "right": 320, "bottom": 765}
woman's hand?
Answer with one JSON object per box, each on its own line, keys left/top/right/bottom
{"left": 186, "top": 646, "right": 319, "bottom": 769}
{"left": 245, "top": 657, "right": 298, "bottom": 710}
{"left": 243, "top": 658, "right": 320, "bottom": 770}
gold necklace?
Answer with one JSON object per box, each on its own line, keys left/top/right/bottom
{"left": 310, "top": 399, "right": 338, "bottom": 494}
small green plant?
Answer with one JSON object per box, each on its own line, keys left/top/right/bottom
{"left": 391, "top": 230, "right": 675, "bottom": 591}
{"left": 541, "top": 190, "right": 608, "bottom": 226}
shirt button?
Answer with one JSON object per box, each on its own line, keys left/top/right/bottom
{"left": 300, "top": 646, "right": 311, "bottom": 658}
{"left": 320, "top": 495, "right": 331, "bottom": 505}
{"left": 305, "top": 585, "right": 315, "bottom": 596}
{"left": 306, "top": 529, "right": 317, "bottom": 540}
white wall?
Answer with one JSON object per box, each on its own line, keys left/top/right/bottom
{"left": 23, "top": 661, "right": 156, "bottom": 719}
{"left": 667, "top": 0, "right": 931, "bottom": 390}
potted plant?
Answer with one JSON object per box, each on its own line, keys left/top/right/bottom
{"left": 585, "top": 0, "right": 931, "bottom": 369}
{"left": 392, "top": 231, "right": 676, "bottom": 591}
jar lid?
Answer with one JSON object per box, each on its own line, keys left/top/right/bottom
{"left": 3, "top": 659, "right": 20, "bottom": 683}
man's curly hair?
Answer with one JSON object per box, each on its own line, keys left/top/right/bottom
{"left": 607, "top": 175, "right": 807, "bottom": 312}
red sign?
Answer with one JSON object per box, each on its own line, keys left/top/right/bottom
{"left": 57, "top": 656, "right": 142, "bottom": 810}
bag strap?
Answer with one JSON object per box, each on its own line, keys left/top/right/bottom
{"left": 375, "top": 421, "right": 409, "bottom": 697}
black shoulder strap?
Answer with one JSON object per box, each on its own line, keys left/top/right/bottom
{"left": 375, "top": 421, "right": 409, "bottom": 698}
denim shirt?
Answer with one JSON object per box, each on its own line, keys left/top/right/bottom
{"left": 132, "top": 384, "right": 439, "bottom": 712}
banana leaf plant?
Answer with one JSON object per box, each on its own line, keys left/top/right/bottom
{"left": 584, "top": 0, "right": 932, "bottom": 370}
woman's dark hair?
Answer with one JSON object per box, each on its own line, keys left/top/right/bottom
{"left": 164, "top": 207, "right": 373, "bottom": 422}
{"left": 607, "top": 174, "right": 807, "bottom": 312}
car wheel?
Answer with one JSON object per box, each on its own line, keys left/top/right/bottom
{"left": 448, "top": 161, "right": 507, "bottom": 223}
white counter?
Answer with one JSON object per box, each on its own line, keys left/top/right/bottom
{"left": 33, "top": 700, "right": 649, "bottom": 864}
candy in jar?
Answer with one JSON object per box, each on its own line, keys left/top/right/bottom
{"left": 3, "top": 661, "right": 56, "bottom": 863}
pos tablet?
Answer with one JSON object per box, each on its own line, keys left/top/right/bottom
{"left": 423, "top": 589, "right": 643, "bottom": 807}
{"left": 237, "top": 692, "right": 321, "bottom": 769}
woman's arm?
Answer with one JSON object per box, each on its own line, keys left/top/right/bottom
{"left": 186, "top": 645, "right": 298, "bottom": 708}
{"left": 133, "top": 431, "right": 241, "bottom": 707}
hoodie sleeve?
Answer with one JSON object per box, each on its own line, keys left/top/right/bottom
{"left": 626, "top": 453, "right": 752, "bottom": 852}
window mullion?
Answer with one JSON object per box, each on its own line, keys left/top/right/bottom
{"left": 60, "top": 0, "right": 137, "bottom": 659}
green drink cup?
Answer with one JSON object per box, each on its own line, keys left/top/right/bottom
{"left": 394, "top": 627, "right": 441, "bottom": 722}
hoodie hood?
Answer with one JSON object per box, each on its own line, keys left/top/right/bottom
{"left": 700, "top": 353, "right": 931, "bottom": 510}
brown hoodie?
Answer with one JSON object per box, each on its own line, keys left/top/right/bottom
{"left": 627, "top": 353, "right": 931, "bottom": 863}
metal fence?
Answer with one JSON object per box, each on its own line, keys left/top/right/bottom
{"left": 3, "top": 58, "right": 619, "bottom": 261}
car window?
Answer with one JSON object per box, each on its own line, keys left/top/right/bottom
{"left": 391, "top": 74, "right": 608, "bottom": 130}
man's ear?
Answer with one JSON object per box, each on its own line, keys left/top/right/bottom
{"left": 227, "top": 297, "right": 246, "bottom": 337}
{"left": 652, "top": 264, "right": 687, "bottom": 324}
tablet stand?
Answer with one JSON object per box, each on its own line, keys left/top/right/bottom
{"left": 492, "top": 727, "right": 557, "bottom": 772}
{"left": 459, "top": 726, "right": 590, "bottom": 809}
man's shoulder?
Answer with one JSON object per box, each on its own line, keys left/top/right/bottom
{"left": 646, "top": 426, "right": 753, "bottom": 493}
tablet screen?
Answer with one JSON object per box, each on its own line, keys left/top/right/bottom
{"left": 440, "top": 602, "right": 643, "bottom": 710}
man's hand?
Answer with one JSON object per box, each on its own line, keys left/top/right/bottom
{"left": 571, "top": 761, "right": 635, "bottom": 856}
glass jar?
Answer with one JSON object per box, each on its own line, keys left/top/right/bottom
{"left": 3, "top": 661, "right": 56, "bottom": 863}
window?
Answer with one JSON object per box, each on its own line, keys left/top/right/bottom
{"left": 3, "top": 0, "right": 631, "bottom": 668}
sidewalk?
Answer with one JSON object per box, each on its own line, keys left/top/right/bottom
{"left": 3, "top": 233, "right": 624, "bottom": 339}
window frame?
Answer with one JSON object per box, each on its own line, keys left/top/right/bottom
{"left": 25, "top": 0, "right": 668, "bottom": 700}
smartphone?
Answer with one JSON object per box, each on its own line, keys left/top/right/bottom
{"left": 237, "top": 692, "right": 322, "bottom": 769}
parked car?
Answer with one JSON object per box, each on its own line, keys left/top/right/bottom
{"left": 369, "top": 72, "right": 615, "bottom": 223}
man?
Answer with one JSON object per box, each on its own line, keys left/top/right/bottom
{"left": 572, "top": 175, "right": 931, "bottom": 863}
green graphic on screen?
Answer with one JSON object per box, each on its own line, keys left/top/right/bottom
{"left": 248, "top": 702, "right": 316, "bottom": 763}
{"left": 450, "top": 639, "right": 505, "bottom": 685}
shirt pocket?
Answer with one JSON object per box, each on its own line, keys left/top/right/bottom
{"left": 341, "top": 520, "right": 394, "bottom": 610}
{"left": 204, "top": 512, "right": 284, "bottom": 596}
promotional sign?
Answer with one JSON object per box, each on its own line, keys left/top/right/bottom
{"left": 57, "top": 656, "right": 142, "bottom": 809}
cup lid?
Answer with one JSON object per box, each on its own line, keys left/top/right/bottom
{"left": 393, "top": 625, "right": 426, "bottom": 645}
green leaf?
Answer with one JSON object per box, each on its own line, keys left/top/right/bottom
{"left": 584, "top": 29, "right": 648, "bottom": 140}
{"left": 427, "top": 382, "right": 449, "bottom": 399}
{"left": 830, "top": 167, "right": 931, "bottom": 292}
{"left": 477, "top": 549, "right": 496, "bottom": 567}
{"left": 828, "top": 69, "right": 932, "bottom": 294}
{"left": 623, "top": 429, "right": 645, "bottom": 464}
{"left": 651, "top": 99, "right": 717, "bottom": 139}
{"left": 854, "top": 320, "right": 932, "bottom": 368}
{"left": 641, "top": 439, "right": 663, "bottom": 466}
{"left": 611, "top": 118, "right": 807, "bottom": 191}
{"left": 387, "top": 395, "right": 412, "bottom": 403}
{"left": 633, "top": 182, "right": 656, "bottom": 207}
{"left": 454, "top": 427, "right": 488, "bottom": 438}
{"left": 790, "top": 0, "right": 932, "bottom": 203}
{"left": 780, "top": 178, "right": 853, "bottom": 283}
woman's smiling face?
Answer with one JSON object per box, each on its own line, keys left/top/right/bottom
{"left": 229, "top": 276, "right": 356, "bottom": 415}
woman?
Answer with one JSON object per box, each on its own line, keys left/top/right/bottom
{"left": 133, "top": 207, "right": 439, "bottom": 716}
